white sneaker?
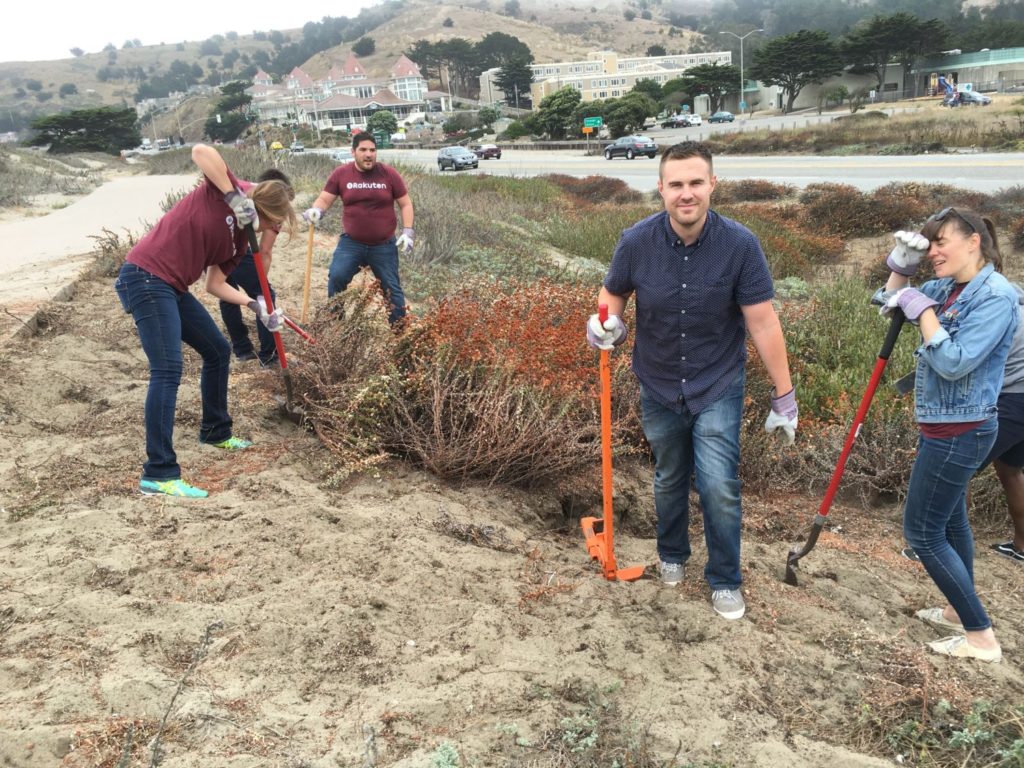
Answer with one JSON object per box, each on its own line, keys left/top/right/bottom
{"left": 660, "top": 561, "right": 684, "bottom": 585}
{"left": 711, "top": 588, "right": 745, "bottom": 620}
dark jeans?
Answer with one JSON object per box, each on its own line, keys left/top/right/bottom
{"left": 640, "top": 369, "right": 745, "bottom": 590}
{"left": 328, "top": 234, "right": 407, "bottom": 325}
{"left": 218, "top": 252, "right": 277, "bottom": 365}
{"left": 115, "top": 263, "right": 233, "bottom": 480}
{"left": 903, "top": 419, "right": 998, "bottom": 631}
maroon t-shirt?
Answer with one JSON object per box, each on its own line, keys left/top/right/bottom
{"left": 323, "top": 162, "right": 408, "bottom": 245}
{"left": 127, "top": 171, "right": 247, "bottom": 291}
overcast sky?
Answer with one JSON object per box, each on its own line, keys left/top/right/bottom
{"left": 2, "top": 0, "right": 380, "bottom": 63}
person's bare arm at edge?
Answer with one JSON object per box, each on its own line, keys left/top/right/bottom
{"left": 742, "top": 300, "right": 793, "bottom": 394}
{"left": 310, "top": 189, "right": 339, "bottom": 213}
{"left": 205, "top": 264, "right": 256, "bottom": 307}
{"left": 258, "top": 228, "right": 278, "bottom": 274}
{"left": 597, "top": 286, "right": 628, "bottom": 318}
{"left": 191, "top": 144, "right": 234, "bottom": 194}
{"left": 396, "top": 194, "right": 414, "bottom": 229}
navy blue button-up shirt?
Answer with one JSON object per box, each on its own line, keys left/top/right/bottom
{"left": 604, "top": 209, "right": 774, "bottom": 414}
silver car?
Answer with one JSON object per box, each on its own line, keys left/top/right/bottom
{"left": 437, "top": 146, "right": 479, "bottom": 171}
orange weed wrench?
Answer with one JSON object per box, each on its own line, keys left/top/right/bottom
{"left": 580, "top": 304, "right": 645, "bottom": 582}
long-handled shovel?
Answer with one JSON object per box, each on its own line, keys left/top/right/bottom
{"left": 301, "top": 222, "right": 314, "bottom": 323}
{"left": 245, "top": 225, "right": 305, "bottom": 424}
{"left": 581, "top": 304, "right": 645, "bottom": 582}
{"left": 784, "top": 309, "right": 906, "bottom": 585}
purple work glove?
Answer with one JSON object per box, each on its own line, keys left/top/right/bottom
{"left": 765, "top": 388, "right": 798, "bottom": 446}
{"left": 586, "top": 313, "right": 627, "bottom": 350}
{"left": 224, "top": 188, "right": 258, "bottom": 229}
{"left": 885, "top": 287, "right": 939, "bottom": 324}
{"left": 248, "top": 296, "right": 283, "bottom": 333}
{"left": 396, "top": 227, "right": 415, "bottom": 254}
{"left": 885, "top": 230, "right": 930, "bottom": 276}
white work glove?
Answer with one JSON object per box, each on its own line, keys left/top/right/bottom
{"left": 302, "top": 207, "right": 323, "bottom": 226}
{"left": 884, "top": 287, "right": 940, "bottom": 325}
{"left": 396, "top": 227, "right": 415, "bottom": 254}
{"left": 765, "top": 388, "right": 798, "bottom": 446}
{"left": 586, "top": 313, "right": 626, "bottom": 350}
{"left": 885, "top": 230, "right": 930, "bottom": 277}
{"left": 248, "top": 296, "right": 283, "bottom": 333}
{"left": 224, "top": 188, "right": 258, "bottom": 229}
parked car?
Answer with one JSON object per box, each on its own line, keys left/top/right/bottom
{"left": 437, "top": 146, "right": 479, "bottom": 171}
{"left": 955, "top": 90, "right": 992, "bottom": 106}
{"left": 289, "top": 141, "right": 305, "bottom": 153}
{"left": 603, "top": 135, "right": 658, "bottom": 160}
{"left": 708, "top": 111, "right": 735, "bottom": 123}
{"left": 472, "top": 143, "right": 502, "bottom": 159}
{"left": 687, "top": 114, "right": 703, "bottom": 126}
{"left": 660, "top": 114, "right": 695, "bottom": 128}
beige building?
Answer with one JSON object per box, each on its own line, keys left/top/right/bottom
{"left": 479, "top": 49, "right": 732, "bottom": 107}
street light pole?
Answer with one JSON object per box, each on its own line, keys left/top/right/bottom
{"left": 721, "top": 29, "right": 763, "bottom": 115}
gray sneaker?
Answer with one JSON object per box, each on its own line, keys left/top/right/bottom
{"left": 660, "top": 561, "right": 684, "bottom": 585}
{"left": 711, "top": 588, "right": 745, "bottom": 620}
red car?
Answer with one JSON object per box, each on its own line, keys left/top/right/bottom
{"left": 472, "top": 144, "right": 502, "bottom": 159}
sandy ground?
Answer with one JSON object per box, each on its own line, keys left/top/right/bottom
{"left": 0, "top": 176, "right": 1022, "bottom": 767}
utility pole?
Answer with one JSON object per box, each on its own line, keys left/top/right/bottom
{"left": 721, "top": 29, "right": 763, "bottom": 114}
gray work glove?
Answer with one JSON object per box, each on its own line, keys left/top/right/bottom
{"left": 302, "top": 207, "right": 322, "bottom": 226}
{"left": 885, "top": 287, "right": 939, "bottom": 325}
{"left": 885, "top": 230, "right": 930, "bottom": 277}
{"left": 248, "top": 296, "right": 283, "bottom": 333}
{"left": 586, "top": 313, "right": 626, "bottom": 351}
{"left": 396, "top": 227, "right": 415, "bottom": 254}
{"left": 765, "top": 388, "right": 798, "bottom": 446}
{"left": 224, "top": 187, "right": 258, "bottom": 229}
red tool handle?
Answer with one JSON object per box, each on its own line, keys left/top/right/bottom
{"left": 283, "top": 316, "right": 315, "bottom": 344}
{"left": 599, "top": 303, "right": 609, "bottom": 324}
{"left": 245, "top": 226, "right": 288, "bottom": 370}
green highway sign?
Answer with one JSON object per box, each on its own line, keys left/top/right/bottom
{"left": 583, "top": 116, "right": 603, "bottom": 127}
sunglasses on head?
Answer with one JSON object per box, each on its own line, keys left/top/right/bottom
{"left": 928, "top": 206, "right": 977, "bottom": 234}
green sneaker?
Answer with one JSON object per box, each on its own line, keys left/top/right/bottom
{"left": 139, "top": 478, "right": 208, "bottom": 498}
{"left": 210, "top": 436, "right": 253, "bottom": 451}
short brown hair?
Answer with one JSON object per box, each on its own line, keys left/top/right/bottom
{"left": 919, "top": 207, "right": 1002, "bottom": 272}
{"left": 659, "top": 141, "right": 714, "bottom": 173}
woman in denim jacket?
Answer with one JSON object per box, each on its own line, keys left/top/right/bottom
{"left": 879, "top": 207, "right": 1017, "bottom": 663}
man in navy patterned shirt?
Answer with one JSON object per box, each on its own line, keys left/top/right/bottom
{"left": 586, "top": 141, "right": 798, "bottom": 620}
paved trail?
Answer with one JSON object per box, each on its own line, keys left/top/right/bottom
{"left": 0, "top": 174, "right": 196, "bottom": 341}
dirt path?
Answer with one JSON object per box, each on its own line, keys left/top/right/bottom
{"left": 0, "top": 185, "right": 1021, "bottom": 767}
{"left": 0, "top": 173, "right": 197, "bottom": 342}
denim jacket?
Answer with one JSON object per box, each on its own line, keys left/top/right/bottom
{"left": 912, "top": 263, "right": 1018, "bottom": 423}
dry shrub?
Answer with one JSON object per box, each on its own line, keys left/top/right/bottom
{"left": 1011, "top": 214, "right": 1024, "bottom": 251}
{"left": 87, "top": 227, "right": 141, "bottom": 277}
{"left": 295, "top": 278, "right": 645, "bottom": 489}
{"left": 798, "top": 183, "right": 879, "bottom": 237}
{"left": 543, "top": 173, "right": 644, "bottom": 205}
{"left": 720, "top": 203, "right": 845, "bottom": 280}
{"left": 714, "top": 178, "right": 796, "bottom": 204}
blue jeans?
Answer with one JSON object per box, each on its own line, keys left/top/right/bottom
{"left": 903, "top": 419, "right": 998, "bottom": 631}
{"left": 218, "top": 252, "right": 277, "bottom": 365}
{"left": 641, "top": 370, "right": 744, "bottom": 590}
{"left": 115, "top": 263, "right": 233, "bottom": 480}
{"left": 327, "top": 234, "right": 407, "bottom": 325}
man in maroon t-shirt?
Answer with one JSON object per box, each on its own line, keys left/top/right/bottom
{"left": 303, "top": 133, "right": 415, "bottom": 325}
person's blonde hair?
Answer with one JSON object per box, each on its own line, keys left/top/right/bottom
{"left": 251, "top": 180, "right": 297, "bottom": 237}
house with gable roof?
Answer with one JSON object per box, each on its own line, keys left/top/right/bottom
{"left": 247, "top": 52, "right": 447, "bottom": 133}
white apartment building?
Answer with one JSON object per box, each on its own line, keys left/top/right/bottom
{"left": 479, "top": 49, "right": 732, "bottom": 106}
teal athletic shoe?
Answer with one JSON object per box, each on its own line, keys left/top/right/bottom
{"left": 210, "top": 436, "right": 253, "bottom": 450}
{"left": 139, "top": 478, "right": 208, "bottom": 498}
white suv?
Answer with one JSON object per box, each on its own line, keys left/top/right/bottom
{"left": 687, "top": 114, "right": 703, "bottom": 126}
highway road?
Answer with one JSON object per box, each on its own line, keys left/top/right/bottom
{"left": 379, "top": 148, "right": 1023, "bottom": 194}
